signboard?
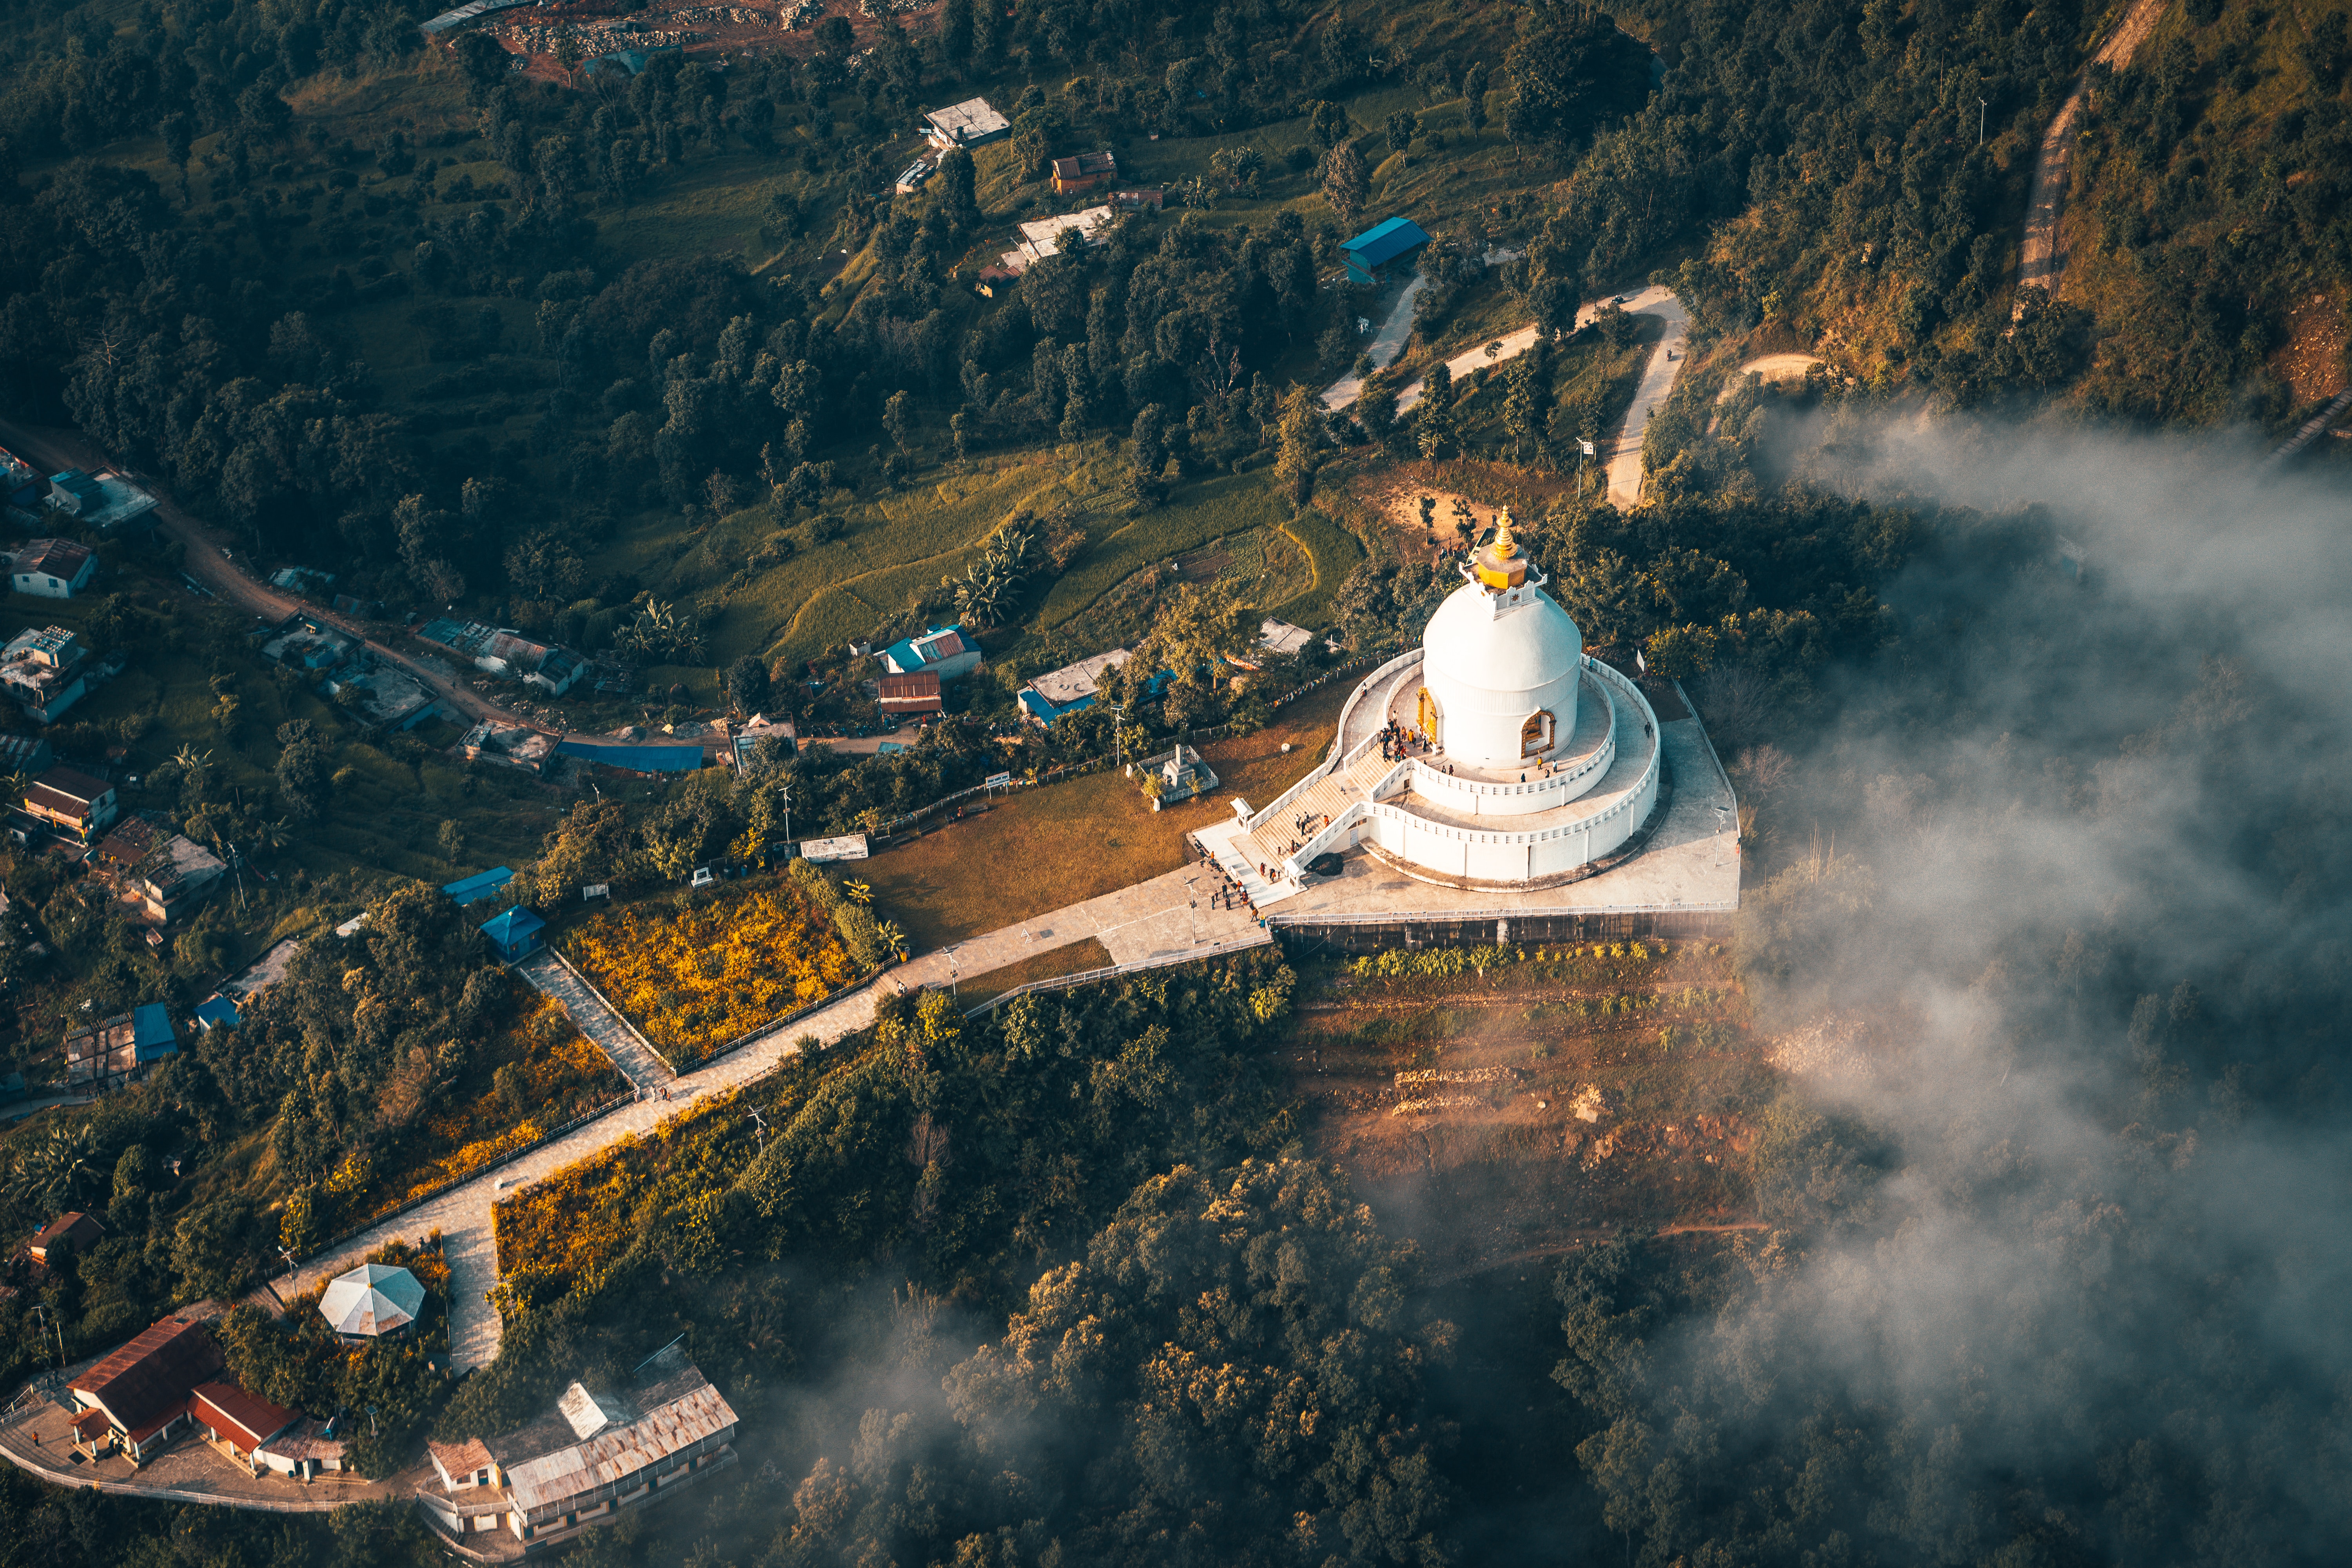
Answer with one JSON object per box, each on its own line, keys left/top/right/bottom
{"left": 690, "top": 866, "right": 715, "bottom": 888}
{"left": 983, "top": 771, "right": 1013, "bottom": 789}
{"left": 800, "top": 834, "right": 870, "bottom": 863}
{"left": 583, "top": 883, "right": 610, "bottom": 900}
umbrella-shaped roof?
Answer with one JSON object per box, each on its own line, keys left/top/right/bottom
{"left": 318, "top": 1263, "right": 425, "bottom": 1336}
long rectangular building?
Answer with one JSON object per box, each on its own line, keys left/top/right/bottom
{"left": 418, "top": 1361, "right": 739, "bottom": 1550}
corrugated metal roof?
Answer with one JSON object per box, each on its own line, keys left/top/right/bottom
{"left": 505, "top": 1382, "right": 738, "bottom": 1515}
{"left": 1341, "top": 217, "right": 1432, "bottom": 267}
{"left": 441, "top": 867, "right": 515, "bottom": 904}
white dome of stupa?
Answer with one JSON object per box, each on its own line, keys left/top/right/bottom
{"left": 1417, "top": 513, "right": 1584, "bottom": 771}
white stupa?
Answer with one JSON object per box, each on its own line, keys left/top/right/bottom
{"left": 318, "top": 1262, "right": 425, "bottom": 1338}
{"left": 1211, "top": 510, "right": 1668, "bottom": 892}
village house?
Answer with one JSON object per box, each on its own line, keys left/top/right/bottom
{"left": 42, "top": 468, "right": 157, "bottom": 530}
{"left": 879, "top": 624, "right": 981, "bottom": 682}
{"left": 1050, "top": 149, "right": 1118, "bottom": 194}
{"left": 21, "top": 763, "right": 117, "bottom": 842}
{"left": 64, "top": 1003, "right": 177, "bottom": 1092}
{"left": 922, "top": 96, "right": 1010, "bottom": 150}
{"left": 9, "top": 538, "right": 96, "bottom": 599}
{"left": 416, "top": 1356, "right": 739, "bottom": 1550}
{"left": 66, "top": 1307, "right": 225, "bottom": 1463}
{"left": 1020, "top": 649, "right": 1131, "bottom": 726}
{"left": 28, "top": 1210, "right": 104, "bottom": 1266}
{"left": 877, "top": 671, "right": 944, "bottom": 719}
{"left": 190, "top": 1381, "right": 300, "bottom": 1472}
{"left": 0, "top": 446, "right": 40, "bottom": 510}
{"left": 730, "top": 714, "right": 796, "bottom": 771}
{"left": 1, "top": 627, "right": 91, "bottom": 724}
{"left": 95, "top": 816, "right": 227, "bottom": 925}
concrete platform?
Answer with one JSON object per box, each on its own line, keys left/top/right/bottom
{"left": 1264, "top": 713, "right": 1739, "bottom": 929}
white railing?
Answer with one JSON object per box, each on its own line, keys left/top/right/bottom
{"left": 1276, "top": 758, "right": 1410, "bottom": 878}
{"left": 1247, "top": 650, "right": 1423, "bottom": 835}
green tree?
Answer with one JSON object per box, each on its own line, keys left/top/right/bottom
{"left": 1319, "top": 139, "right": 1369, "bottom": 229}
{"left": 1274, "top": 383, "right": 1325, "bottom": 502}
{"left": 1386, "top": 109, "right": 1420, "bottom": 155}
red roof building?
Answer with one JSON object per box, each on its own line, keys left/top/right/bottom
{"left": 22, "top": 765, "right": 118, "bottom": 842}
{"left": 877, "top": 671, "right": 944, "bottom": 717}
{"left": 68, "top": 1310, "right": 224, "bottom": 1461}
{"left": 1051, "top": 149, "right": 1118, "bottom": 194}
{"left": 192, "top": 1381, "right": 299, "bottom": 1467}
{"left": 29, "top": 1210, "right": 103, "bottom": 1264}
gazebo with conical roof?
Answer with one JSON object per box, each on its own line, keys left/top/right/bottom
{"left": 318, "top": 1263, "right": 425, "bottom": 1339}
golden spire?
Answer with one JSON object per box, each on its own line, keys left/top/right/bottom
{"left": 1494, "top": 508, "right": 1517, "bottom": 559}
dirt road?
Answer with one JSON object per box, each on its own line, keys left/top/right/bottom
{"left": 2015, "top": 0, "right": 2166, "bottom": 307}
{"left": 0, "top": 414, "right": 546, "bottom": 735}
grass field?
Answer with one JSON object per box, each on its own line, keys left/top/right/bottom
{"left": 861, "top": 676, "right": 1354, "bottom": 950}
{"left": 956, "top": 935, "right": 1116, "bottom": 1007}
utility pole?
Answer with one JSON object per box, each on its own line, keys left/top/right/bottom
{"left": 748, "top": 1107, "right": 769, "bottom": 1154}
{"left": 1978, "top": 97, "right": 1987, "bottom": 146}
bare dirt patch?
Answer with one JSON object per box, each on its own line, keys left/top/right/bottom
{"left": 1280, "top": 946, "right": 1770, "bottom": 1281}
{"left": 2270, "top": 290, "right": 2349, "bottom": 407}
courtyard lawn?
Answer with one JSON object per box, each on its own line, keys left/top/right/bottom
{"left": 862, "top": 677, "right": 1357, "bottom": 951}
{"left": 956, "top": 936, "right": 1116, "bottom": 1007}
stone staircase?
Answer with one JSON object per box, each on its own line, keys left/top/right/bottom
{"left": 1226, "top": 748, "right": 1398, "bottom": 899}
{"left": 518, "top": 951, "right": 676, "bottom": 1090}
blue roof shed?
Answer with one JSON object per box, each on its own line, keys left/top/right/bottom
{"left": 556, "top": 739, "right": 706, "bottom": 773}
{"left": 442, "top": 867, "right": 515, "bottom": 906}
{"left": 481, "top": 906, "right": 546, "bottom": 962}
{"left": 48, "top": 470, "right": 105, "bottom": 512}
{"left": 1340, "top": 218, "right": 1433, "bottom": 283}
{"left": 131, "top": 1003, "right": 178, "bottom": 1062}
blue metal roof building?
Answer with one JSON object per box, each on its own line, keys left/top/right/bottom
{"left": 131, "top": 1003, "right": 178, "bottom": 1063}
{"left": 879, "top": 625, "right": 982, "bottom": 682}
{"left": 194, "top": 995, "right": 240, "bottom": 1032}
{"left": 556, "top": 738, "right": 706, "bottom": 773}
{"left": 481, "top": 906, "right": 546, "bottom": 963}
{"left": 1340, "top": 217, "right": 1433, "bottom": 284}
{"left": 442, "top": 867, "right": 515, "bottom": 906}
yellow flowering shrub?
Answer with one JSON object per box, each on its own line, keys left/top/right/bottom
{"left": 563, "top": 881, "right": 858, "bottom": 1059}
{"left": 493, "top": 1089, "right": 741, "bottom": 1299}
{"left": 330, "top": 990, "right": 628, "bottom": 1232}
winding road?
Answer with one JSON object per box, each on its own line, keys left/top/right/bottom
{"left": 2014, "top": 0, "right": 2166, "bottom": 307}
{"left": 0, "top": 414, "right": 550, "bottom": 736}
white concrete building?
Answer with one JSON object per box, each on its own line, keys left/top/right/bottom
{"left": 1199, "top": 513, "right": 1677, "bottom": 896}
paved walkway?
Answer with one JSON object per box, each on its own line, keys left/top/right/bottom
{"left": 271, "top": 864, "right": 1266, "bottom": 1370}
{"left": 0, "top": 1397, "right": 417, "bottom": 1511}
{"left": 2015, "top": 0, "right": 2164, "bottom": 306}
{"left": 517, "top": 951, "right": 675, "bottom": 1090}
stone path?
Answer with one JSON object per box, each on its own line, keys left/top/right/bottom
{"left": 271, "top": 865, "right": 1267, "bottom": 1371}
{"left": 517, "top": 950, "right": 675, "bottom": 1090}
{"left": 2015, "top": 0, "right": 2165, "bottom": 306}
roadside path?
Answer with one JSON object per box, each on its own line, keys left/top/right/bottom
{"left": 270, "top": 863, "right": 1264, "bottom": 1370}
{"left": 1603, "top": 290, "right": 1691, "bottom": 507}
{"left": 2015, "top": 0, "right": 2165, "bottom": 307}
{"left": 1390, "top": 281, "right": 1678, "bottom": 415}
{"left": 0, "top": 415, "right": 548, "bottom": 737}
{"left": 1321, "top": 276, "right": 1429, "bottom": 412}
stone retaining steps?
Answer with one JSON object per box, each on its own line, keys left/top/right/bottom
{"left": 519, "top": 951, "right": 675, "bottom": 1089}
